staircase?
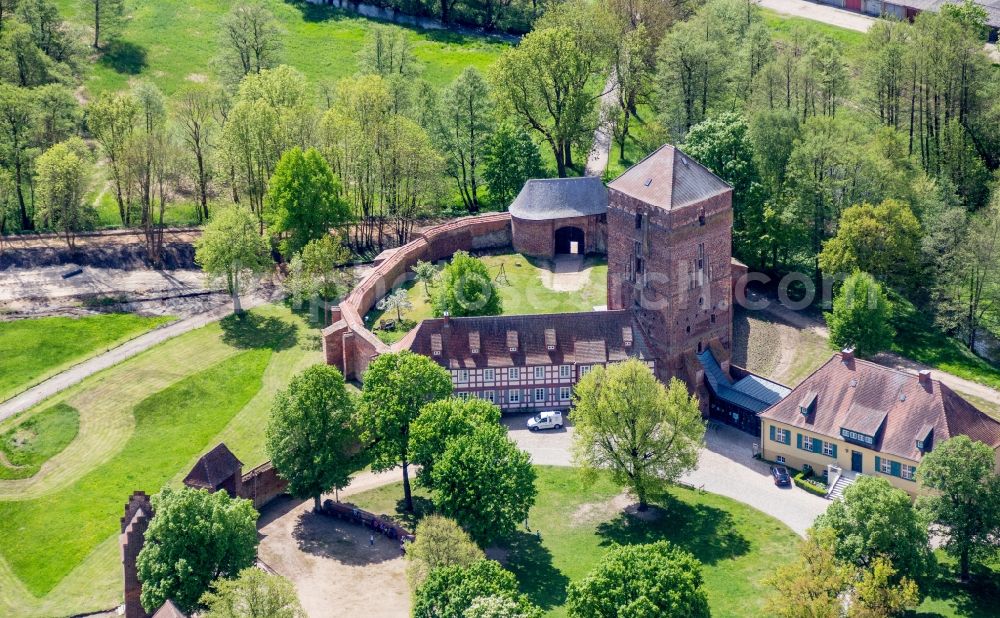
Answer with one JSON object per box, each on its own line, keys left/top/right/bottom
{"left": 826, "top": 474, "right": 855, "bottom": 501}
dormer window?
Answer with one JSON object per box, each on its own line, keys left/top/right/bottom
{"left": 469, "top": 331, "right": 480, "bottom": 355}
{"left": 545, "top": 328, "right": 556, "bottom": 351}
{"left": 799, "top": 392, "right": 817, "bottom": 416}
{"left": 507, "top": 330, "right": 518, "bottom": 352}
{"left": 430, "top": 334, "right": 442, "bottom": 357}
{"left": 915, "top": 424, "right": 934, "bottom": 452}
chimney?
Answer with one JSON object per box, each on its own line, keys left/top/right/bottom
{"left": 841, "top": 347, "right": 855, "bottom": 364}
{"left": 443, "top": 311, "right": 450, "bottom": 326}
{"left": 918, "top": 369, "right": 931, "bottom": 386}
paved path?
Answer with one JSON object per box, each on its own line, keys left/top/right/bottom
{"left": 585, "top": 72, "right": 618, "bottom": 178}
{"left": 0, "top": 292, "right": 271, "bottom": 422}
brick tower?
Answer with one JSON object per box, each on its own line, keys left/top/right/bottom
{"left": 120, "top": 491, "right": 154, "bottom": 618}
{"left": 607, "top": 144, "right": 734, "bottom": 381}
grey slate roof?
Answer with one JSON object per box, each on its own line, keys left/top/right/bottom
{"left": 608, "top": 144, "right": 731, "bottom": 211}
{"left": 509, "top": 177, "right": 608, "bottom": 221}
{"left": 698, "top": 349, "right": 791, "bottom": 413}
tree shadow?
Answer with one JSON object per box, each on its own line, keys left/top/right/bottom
{"left": 504, "top": 530, "right": 572, "bottom": 610}
{"left": 292, "top": 509, "right": 402, "bottom": 566}
{"left": 98, "top": 40, "right": 148, "bottom": 75}
{"left": 220, "top": 313, "right": 299, "bottom": 350}
{"left": 595, "top": 494, "right": 750, "bottom": 566}
{"left": 912, "top": 563, "right": 1000, "bottom": 618}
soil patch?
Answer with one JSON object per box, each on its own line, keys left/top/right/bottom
{"left": 570, "top": 492, "right": 634, "bottom": 526}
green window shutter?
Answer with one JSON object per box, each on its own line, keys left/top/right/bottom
{"left": 786, "top": 432, "right": 791, "bottom": 445}
{"left": 830, "top": 444, "right": 837, "bottom": 459}
{"left": 797, "top": 433, "right": 802, "bottom": 449}
{"left": 891, "top": 461, "right": 901, "bottom": 477}
{"left": 770, "top": 425, "right": 776, "bottom": 442}
{"left": 875, "top": 456, "right": 881, "bottom": 472}
{"left": 813, "top": 439, "right": 822, "bottom": 454}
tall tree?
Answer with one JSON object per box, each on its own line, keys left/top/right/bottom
{"left": 33, "top": 136, "right": 94, "bottom": 247}
{"left": 764, "top": 527, "right": 851, "bottom": 618}
{"left": 815, "top": 475, "right": 931, "bottom": 580}
{"left": 194, "top": 206, "right": 273, "bottom": 313}
{"left": 571, "top": 360, "right": 704, "bottom": 510}
{"left": 916, "top": 436, "right": 1000, "bottom": 582}
{"left": 432, "top": 251, "right": 502, "bottom": 317}
{"left": 850, "top": 557, "right": 921, "bottom": 618}
{"left": 405, "top": 515, "right": 485, "bottom": 591}
{"left": 482, "top": 121, "right": 542, "bottom": 208}
{"left": 282, "top": 234, "right": 352, "bottom": 308}
{"left": 172, "top": 82, "right": 221, "bottom": 222}
{"left": 430, "top": 423, "right": 536, "bottom": 546}
{"left": 357, "top": 350, "right": 452, "bottom": 511}
{"left": 825, "top": 271, "right": 894, "bottom": 358}
{"left": 414, "top": 559, "right": 537, "bottom": 618}
{"left": 609, "top": 23, "right": 652, "bottom": 161}
{"left": 266, "top": 365, "right": 359, "bottom": 511}
{"left": 217, "top": 0, "right": 283, "bottom": 86}
{"left": 265, "top": 146, "right": 350, "bottom": 257}
{"left": 87, "top": 89, "right": 139, "bottom": 225}
{"left": 566, "top": 541, "right": 710, "bottom": 618}
{"left": 85, "top": 0, "right": 123, "bottom": 49}
{"left": 200, "top": 568, "right": 305, "bottom": 618}
{"left": 410, "top": 397, "right": 501, "bottom": 486}
{"left": 137, "top": 487, "right": 259, "bottom": 614}
{"left": 376, "top": 287, "right": 412, "bottom": 323}
{"left": 0, "top": 83, "right": 35, "bottom": 229}
{"left": 435, "top": 67, "right": 493, "bottom": 213}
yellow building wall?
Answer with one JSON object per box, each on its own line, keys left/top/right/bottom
{"left": 760, "top": 419, "right": 923, "bottom": 497}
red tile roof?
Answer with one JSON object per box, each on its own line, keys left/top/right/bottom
{"left": 760, "top": 353, "right": 1000, "bottom": 461}
{"left": 608, "top": 144, "right": 731, "bottom": 211}
{"left": 183, "top": 443, "right": 243, "bottom": 490}
{"left": 407, "top": 311, "right": 652, "bottom": 369}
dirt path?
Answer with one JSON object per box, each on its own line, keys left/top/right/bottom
{"left": 585, "top": 72, "right": 617, "bottom": 178}
{"left": 0, "top": 291, "right": 275, "bottom": 424}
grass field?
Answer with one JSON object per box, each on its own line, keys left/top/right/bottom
{"left": 352, "top": 466, "right": 800, "bottom": 617}
{"left": 53, "top": 0, "right": 507, "bottom": 97}
{"left": 365, "top": 253, "right": 608, "bottom": 343}
{"left": 0, "top": 313, "right": 173, "bottom": 403}
{"left": 0, "top": 403, "right": 79, "bottom": 481}
{"left": 0, "top": 304, "right": 323, "bottom": 617}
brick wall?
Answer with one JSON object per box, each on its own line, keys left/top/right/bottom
{"left": 120, "top": 492, "right": 153, "bottom": 618}
{"left": 239, "top": 462, "right": 289, "bottom": 510}
{"left": 511, "top": 214, "right": 606, "bottom": 258}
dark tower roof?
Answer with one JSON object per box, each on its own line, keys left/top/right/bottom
{"left": 183, "top": 443, "right": 243, "bottom": 490}
{"left": 509, "top": 177, "right": 609, "bottom": 220}
{"left": 608, "top": 144, "right": 730, "bottom": 210}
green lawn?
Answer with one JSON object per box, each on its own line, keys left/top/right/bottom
{"left": 351, "top": 466, "right": 800, "bottom": 617}
{"left": 365, "top": 252, "right": 608, "bottom": 343}
{"left": 0, "top": 404, "right": 79, "bottom": 481}
{"left": 0, "top": 313, "right": 173, "bottom": 402}
{"left": 53, "top": 0, "right": 507, "bottom": 98}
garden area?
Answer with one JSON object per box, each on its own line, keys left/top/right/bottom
{"left": 0, "top": 304, "right": 323, "bottom": 617}
{"left": 0, "top": 313, "right": 173, "bottom": 402}
{"left": 351, "top": 466, "right": 800, "bottom": 617}
{"left": 365, "top": 252, "right": 608, "bottom": 344}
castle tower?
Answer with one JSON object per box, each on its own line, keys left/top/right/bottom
{"left": 120, "top": 491, "right": 154, "bottom": 618}
{"left": 606, "top": 144, "right": 734, "bottom": 380}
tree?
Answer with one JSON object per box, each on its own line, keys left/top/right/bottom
{"left": 406, "top": 514, "right": 485, "bottom": 590}
{"left": 376, "top": 288, "right": 412, "bottom": 323}
{"left": 283, "top": 234, "right": 352, "bottom": 307}
{"left": 33, "top": 137, "right": 94, "bottom": 248}
{"left": 435, "top": 67, "right": 493, "bottom": 213}
{"left": 764, "top": 527, "right": 851, "bottom": 618}
{"left": 815, "top": 475, "right": 931, "bottom": 580}
{"left": 85, "top": 0, "right": 123, "bottom": 49}
{"left": 850, "top": 557, "right": 920, "bottom": 618}
{"left": 610, "top": 23, "right": 653, "bottom": 161}
{"left": 217, "top": 0, "right": 283, "bottom": 86}
{"left": 412, "top": 259, "right": 440, "bottom": 298}
{"left": 200, "top": 568, "right": 305, "bottom": 618}
{"left": 137, "top": 487, "right": 258, "bottom": 614}
{"left": 195, "top": 206, "right": 273, "bottom": 313}
{"left": 482, "top": 121, "right": 543, "bottom": 208}
{"left": 566, "top": 541, "right": 710, "bottom": 618}
{"left": 571, "top": 360, "right": 704, "bottom": 510}
{"left": 916, "top": 435, "right": 1000, "bottom": 582}
{"left": 357, "top": 350, "right": 452, "bottom": 511}
{"left": 818, "top": 199, "right": 922, "bottom": 292}
{"left": 357, "top": 24, "right": 415, "bottom": 78}
{"left": 410, "top": 397, "right": 501, "bottom": 485}
{"left": 413, "top": 559, "right": 536, "bottom": 618}
{"left": 172, "top": 82, "right": 221, "bottom": 222}
{"left": 825, "top": 272, "right": 894, "bottom": 358}
{"left": 33, "top": 83, "right": 79, "bottom": 148}
{"left": 266, "top": 365, "right": 359, "bottom": 511}
{"left": 490, "top": 5, "right": 614, "bottom": 177}
{"left": 430, "top": 423, "right": 536, "bottom": 546}
{"left": 87, "top": 89, "right": 139, "bottom": 225}
{"left": 0, "top": 83, "right": 36, "bottom": 230}
{"left": 266, "top": 146, "right": 350, "bottom": 257}
{"left": 432, "top": 251, "right": 502, "bottom": 317}
{"left": 465, "top": 595, "right": 543, "bottom": 618}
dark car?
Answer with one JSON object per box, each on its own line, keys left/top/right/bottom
{"left": 770, "top": 465, "right": 791, "bottom": 487}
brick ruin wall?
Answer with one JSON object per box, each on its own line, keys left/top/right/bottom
{"left": 323, "top": 213, "right": 513, "bottom": 380}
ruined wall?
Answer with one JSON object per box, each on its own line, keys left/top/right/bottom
{"left": 323, "top": 213, "right": 512, "bottom": 380}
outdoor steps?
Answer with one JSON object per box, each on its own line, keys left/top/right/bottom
{"left": 826, "top": 474, "right": 855, "bottom": 500}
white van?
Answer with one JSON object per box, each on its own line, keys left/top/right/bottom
{"left": 527, "top": 411, "right": 563, "bottom": 431}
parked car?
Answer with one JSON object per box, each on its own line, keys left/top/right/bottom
{"left": 527, "top": 411, "right": 563, "bottom": 431}
{"left": 770, "top": 465, "right": 791, "bottom": 487}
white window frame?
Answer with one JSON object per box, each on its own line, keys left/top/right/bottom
{"left": 580, "top": 365, "right": 591, "bottom": 377}
{"left": 559, "top": 365, "right": 571, "bottom": 378}
{"left": 456, "top": 370, "right": 469, "bottom": 383}
{"left": 534, "top": 366, "right": 545, "bottom": 380}
{"left": 484, "top": 390, "right": 495, "bottom": 403}
{"left": 534, "top": 388, "right": 546, "bottom": 402}
{"left": 508, "top": 367, "right": 520, "bottom": 380}
{"left": 880, "top": 458, "right": 892, "bottom": 474}
{"left": 802, "top": 436, "right": 814, "bottom": 451}
{"left": 775, "top": 428, "right": 788, "bottom": 444}
{"left": 508, "top": 389, "right": 520, "bottom": 404}
{"left": 901, "top": 464, "right": 915, "bottom": 481}
{"left": 776, "top": 455, "right": 785, "bottom": 464}
{"left": 483, "top": 368, "right": 495, "bottom": 382}
{"left": 822, "top": 441, "right": 834, "bottom": 457}
{"left": 457, "top": 391, "right": 469, "bottom": 401}
{"left": 559, "top": 386, "right": 571, "bottom": 401}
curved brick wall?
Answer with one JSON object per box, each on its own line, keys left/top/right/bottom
{"left": 323, "top": 213, "right": 513, "bottom": 379}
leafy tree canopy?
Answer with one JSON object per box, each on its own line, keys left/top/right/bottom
{"left": 200, "top": 567, "right": 306, "bottom": 618}
{"left": 432, "top": 251, "right": 502, "bottom": 317}
{"left": 406, "top": 514, "right": 485, "bottom": 590}
{"left": 825, "top": 271, "right": 894, "bottom": 358}
{"left": 195, "top": 205, "right": 273, "bottom": 313}
{"left": 410, "top": 397, "right": 501, "bottom": 486}
{"left": 414, "top": 559, "right": 537, "bottom": 618}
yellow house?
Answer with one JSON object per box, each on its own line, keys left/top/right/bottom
{"left": 758, "top": 350, "right": 1000, "bottom": 498}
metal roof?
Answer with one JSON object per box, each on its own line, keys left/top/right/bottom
{"left": 698, "top": 349, "right": 791, "bottom": 414}
{"left": 509, "top": 177, "right": 608, "bottom": 221}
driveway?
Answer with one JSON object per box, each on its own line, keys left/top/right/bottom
{"left": 503, "top": 413, "right": 827, "bottom": 536}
